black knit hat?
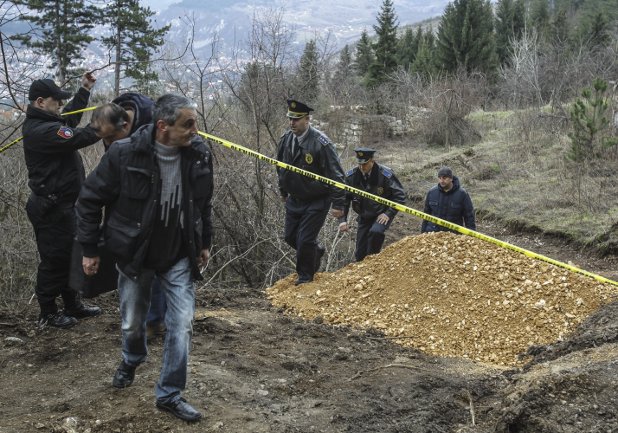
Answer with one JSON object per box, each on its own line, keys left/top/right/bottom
{"left": 437, "top": 166, "right": 453, "bottom": 178}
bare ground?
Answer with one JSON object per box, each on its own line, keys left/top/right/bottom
{"left": 1, "top": 220, "right": 617, "bottom": 433}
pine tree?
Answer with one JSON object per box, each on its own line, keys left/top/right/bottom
{"left": 495, "top": 0, "right": 526, "bottom": 65}
{"left": 332, "top": 45, "right": 356, "bottom": 105}
{"left": 568, "top": 78, "right": 617, "bottom": 161}
{"left": 530, "top": 0, "right": 551, "bottom": 39}
{"left": 298, "top": 39, "right": 320, "bottom": 105}
{"left": 101, "top": 0, "right": 169, "bottom": 96}
{"left": 582, "top": 12, "right": 612, "bottom": 49}
{"left": 355, "top": 29, "right": 374, "bottom": 78}
{"left": 435, "top": 0, "right": 497, "bottom": 75}
{"left": 368, "top": 0, "right": 399, "bottom": 85}
{"left": 12, "top": 0, "right": 99, "bottom": 84}
{"left": 334, "top": 45, "right": 353, "bottom": 82}
{"left": 411, "top": 28, "right": 437, "bottom": 81}
{"left": 397, "top": 27, "right": 419, "bottom": 72}
{"left": 549, "top": 8, "right": 570, "bottom": 47}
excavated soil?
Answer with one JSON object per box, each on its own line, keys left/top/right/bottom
{"left": 1, "top": 224, "right": 618, "bottom": 433}
{"left": 267, "top": 232, "right": 617, "bottom": 366}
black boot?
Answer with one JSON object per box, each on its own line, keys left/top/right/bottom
{"left": 65, "top": 303, "right": 102, "bottom": 319}
{"left": 112, "top": 360, "right": 136, "bottom": 388}
{"left": 38, "top": 312, "right": 78, "bottom": 329}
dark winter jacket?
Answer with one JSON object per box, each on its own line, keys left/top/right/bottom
{"left": 22, "top": 87, "right": 99, "bottom": 203}
{"left": 342, "top": 163, "right": 406, "bottom": 221}
{"left": 75, "top": 124, "right": 214, "bottom": 280}
{"left": 421, "top": 176, "right": 476, "bottom": 233}
{"left": 276, "top": 126, "right": 345, "bottom": 208}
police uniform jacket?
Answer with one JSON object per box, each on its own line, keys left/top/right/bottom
{"left": 23, "top": 87, "right": 99, "bottom": 204}
{"left": 342, "top": 163, "right": 406, "bottom": 220}
{"left": 421, "top": 175, "right": 476, "bottom": 232}
{"left": 276, "top": 126, "right": 345, "bottom": 208}
{"left": 75, "top": 124, "right": 214, "bottom": 280}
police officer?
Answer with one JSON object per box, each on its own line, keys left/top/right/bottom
{"left": 339, "top": 148, "right": 406, "bottom": 261}
{"left": 421, "top": 166, "right": 476, "bottom": 233}
{"left": 276, "top": 99, "right": 346, "bottom": 285}
{"left": 23, "top": 73, "right": 103, "bottom": 328}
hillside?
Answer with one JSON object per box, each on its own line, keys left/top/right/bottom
{"left": 0, "top": 223, "right": 616, "bottom": 432}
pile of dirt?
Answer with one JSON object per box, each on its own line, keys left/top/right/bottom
{"left": 267, "top": 232, "right": 617, "bottom": 366}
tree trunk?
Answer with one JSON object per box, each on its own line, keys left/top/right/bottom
{"left": 114, "top": 8, "right": 121, "bottom": 97}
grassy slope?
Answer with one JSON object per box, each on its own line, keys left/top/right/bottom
{"left": 376, "top": 108, "right": 618, "bottom": 253}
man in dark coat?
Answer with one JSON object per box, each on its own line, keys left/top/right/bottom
{"left": 276, "top": 99, "right": 346, "bottom": 284}
{"left": 76, "top": 94, "right": 212, "bottom": 423}
{"left": 421, "top": 166, "right": 476, "bottom": 233}
{"left": 339, "top": 148, "right": 406, "bottom": 261}
{"left": 23, "top": 74, "right": 103, "bottom": 328}
{"left": 91, "top": 93, "right": 154, "bottom": 151}
{"left": 89, "top": 94, "right": 166, "bottom": 338}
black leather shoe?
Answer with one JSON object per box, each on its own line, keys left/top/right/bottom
{"left": 112, "top": 361, "right": 136, "bottom": 388}
{"left": 156, "top": 398, "right": 202, "bottom": 422}
{"left": 65, "top": 303, "right": 102, "bottom": 319}
{"left": 38, "top": 312, "right": 78, "bottom": 329}
{"left": 315, "top": 244, "right": 326, "bottom": 272}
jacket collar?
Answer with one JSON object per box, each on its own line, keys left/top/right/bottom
{"left": 26, "top": 104, "right": 63, "bottom": 122}
{"left": 132, "top": 124, "right": 208, "bottom": 161}
{"left": 355, "top": 162, "right": 380, "bottom": 184}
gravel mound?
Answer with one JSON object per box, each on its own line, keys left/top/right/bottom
{"left": 266, "top": 232, "right": 617, "bottom": 366}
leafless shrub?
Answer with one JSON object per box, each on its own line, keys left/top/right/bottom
{"left": 499, "top": 29, "right": 543, "bottom": 108}
{"left": 416, "top": 72, "right": 486, "bottom": 147}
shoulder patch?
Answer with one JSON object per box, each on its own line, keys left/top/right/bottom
{"left": 317, "top": 134, "right": 331, "bottom": 146}
{"left": 57, "top": 126, "right": 74, "bottom": 139}
{"left": 380, "top": 165, "right": 393, "bottom": 178}
{"left": 346, "top": 168, "right": 356, "bottom": 177}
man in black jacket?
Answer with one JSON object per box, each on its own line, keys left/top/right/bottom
{"left": 421, "top": 166, "right": 476, "bottom": 233}
{"left": 23, "top": 74, "right": 102, "bottom": 328}
{"left": 90, "top": 95, "right": 166, "bottom": 337}
{"left": 91, "top": 93, "right": 154, "bottom": 151}
{"left": 276, "top": 99, "right": 346, "bottom": 285}
{"left": 76, "top": 94, "right": 213, "bottom": 423}
{"left": 339, "top": 148, "right": 406, "bottom": 261}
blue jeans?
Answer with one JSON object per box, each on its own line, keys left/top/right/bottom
{"left": 117, "top": 257, "right": 195, "bottom": 403}
{"left": 146, "top": 277, "right": 167, "bottom": 326}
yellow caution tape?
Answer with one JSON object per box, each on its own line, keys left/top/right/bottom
{"left": 198, "top": 130, "right": 618, "bottom": 288}
{"left": 0, "top": 106, "right": 98, "bottom": 154}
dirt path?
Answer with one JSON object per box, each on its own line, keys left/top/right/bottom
{"left": 1, "top": 223, "right": 617, "bottom": 433}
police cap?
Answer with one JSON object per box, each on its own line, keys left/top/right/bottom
{"left": 354, "top": 147, "right": 376, "bottom": 164}
{"left": 28, "top": 79, "right": 72, "bottom": 101}
{"left": 287, "top": 99, "right": 314, "bottom": 119}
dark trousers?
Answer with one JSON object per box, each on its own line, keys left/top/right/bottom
{"left": 284, "top": 196, "right": 329, "bottom": 282}
{"left": 355, "top": 216, "right": 392, "bottom": 262}
{"left": 26, "top": 194, "right": 79, "bottom": 314}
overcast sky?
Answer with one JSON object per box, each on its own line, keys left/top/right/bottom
{"left": 143, "top": 0, "right": 177, "bottom": 11}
